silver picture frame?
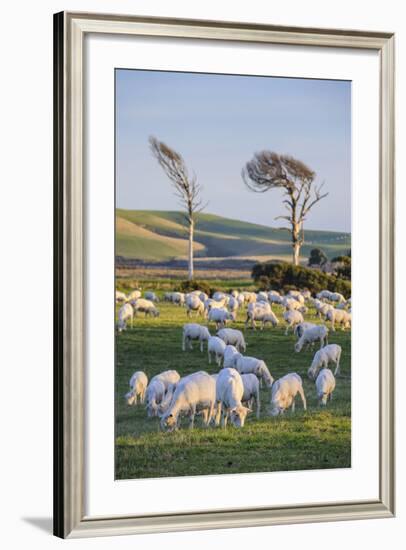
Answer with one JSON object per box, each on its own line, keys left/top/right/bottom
{"left": 53, "top": 11, "right": 395, "bottom": 538}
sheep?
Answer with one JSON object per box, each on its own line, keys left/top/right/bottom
{"left": 160, "top": 371, "right": 216, "bottom": 431}
{"left": 145, "top": 370, "right": 181, "bottom": 417}
{"left": 301, "top": 290, "right": 312, "bottom": 301}
{"left": 144, "top": 291, "right": 159, "bottom": 302}
{"left": 132, "top": 298, "right": 159, "bottom": 318}
{"left": 234, "top": 356, "right": 274, "bottom": 388}
{"left": 116, "top": 290, "right": 127, "bottom": 303}
{"left": 257, "top": 291, "right": 269, "bottom": 303}
{"left": 315, "top": 368, "right": 336, "bottom": 406}
{"left": 294, "top": 322, "right": 317, "bottom": 340}
{"left": 186, "top": 294, "right": 205, "bottom": 317}
{"left": 217, "top": 328, "right": 246, "bottom": 352}
{"left": 315, "top": 301, "right": 335, "bottom": 319}
{"left": 236, "top": 293, "right": 245, "bottom": 307}
{"left": 182, "top": 324, "right": 211, "bottom": 352}
{"left": 230, "top": 289, "right": 239, "bottom": 298}
{"left": 204, "top": 298, "right": 227, "bottom": 315}
{"left": 127, "top": 289, "right": 141, "bottom": 301}
{"left": 283, "top": 310, "right": 304, "bottom": 335}
{"left": 245, "top": 304, "right": 278, "bottom": 330}
{"left": 283, "top": 297, "right": 307, "bottom": 313}
{"left": 208, "top": 307, "right": 236, "bottom": 329}
{"left": 269, "top": 292, "right": 283, "bottom": 304}
{"left": 117, "top": 303, "right": 134, "bottom": 332}
{"left": 269, "top": 373, "right": 307, "bottom": 416}
{"left": 295, "top": 325, "right": 329, "bottom": 352}
{"left": 215, "top": 368, "right": 252, "bottom": 428}
{"left": 207, "top": 336, "right": 227, "bottom": 366}
{"left": 241, "top": 373, "right": 261, "bottom": 419}
{"left": 227, "top": 296, "right": 239, "bottom": 313}
{"left": 326, "top": 308, "right": 351, "bottom": 331}
{"left": 330, "top": 292, "right": 346, "bottom": 304}
{"left": 212, "top": 291, "right": 227, "bottom": 302}
{"left": 241, "top": 291, "right": 257, "bottom": 304}
{"left": 125, "top": 371, "right": 148, "bottom": 405}
{"left": 223, "top": 345, "right": 240, "bottom": 368}
{"left": 307, "top": 344, "right": 342, "bottom": 379}
{"left": 165, "top": 291, "right": 185, "bottom": 306}
{"left": 316, "top": 290, "right": 333, "bottom": 301}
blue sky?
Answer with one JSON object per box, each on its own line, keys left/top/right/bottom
{"left": 116, "top": 69, "right": 351, "bottom": 232}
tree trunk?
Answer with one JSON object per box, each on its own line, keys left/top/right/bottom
{"left": 292, "top": 222, "right": 301, "bottom": 266}
{"left": 188, "top": 220, "right": 194, "bottom": 281}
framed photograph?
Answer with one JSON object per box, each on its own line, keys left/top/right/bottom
{"left": 54, "top": 12, "right": 395, "bottom": 538}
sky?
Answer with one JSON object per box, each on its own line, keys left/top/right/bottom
{"left": 116, "top": 69, "right": 351, "bottom": 233}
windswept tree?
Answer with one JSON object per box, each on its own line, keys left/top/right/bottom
{"left": 242, "top": 151, "right": 328, "bottom": 265}
{"left": 149, "top": 136, "right": 206, "bottom": 280}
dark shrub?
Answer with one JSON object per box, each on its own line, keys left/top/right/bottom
{"left": 177, "top": 279, "right": 212, "bottom": 296}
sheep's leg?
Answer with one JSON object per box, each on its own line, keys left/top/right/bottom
{"left": 256, "top": 390, "right": 261, "bottom": 419}
{"left": 285, "top": 324, "right": 290, "bottom": 336}
{"left": 200, "top": 339, "right": 204, "bottom": 352}
{"left": 214, "top": 401, "right": 222, "bottom": 426}
{"left": 182, "top": 334, "right": 186, "bottom": 352}
{"left": 201, "top": 409, "right": 209, "bottom": 426}
{"left": 221, "top": 408, "right": 228, "bottom": 428}
{"left": 335, "top": 350, "right": 342, "bottom": 376}
{"left": 299, "top": 387, "right": 307, "bottom": 411}
{"left": 291, "top": 399, "right": 296, "bottom": 413}
{"left": 208, "top": 350, "right": 212, "bottom": 364}
{"left": 189, "top": 406, "right": 196, "bottom": 429}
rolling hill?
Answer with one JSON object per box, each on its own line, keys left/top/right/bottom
{"left": 116, "top": 209, "right": 351, "bottom": 263}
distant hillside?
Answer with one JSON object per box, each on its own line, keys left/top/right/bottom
{"left": 116, "top": 209, "right": 351, "bottom": 262}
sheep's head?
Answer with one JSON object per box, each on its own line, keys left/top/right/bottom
{"left": 307, "top": 366, "right": 317, "bottom": 381}
{"left": 318, "top": 394, "right": 328, "bottom": 406}
{"left": 294, "top": 342, "right": 303, "bottom": 353}
{"left": 125, "top": 391, "right": 136, "bottom": 406}
{"left": 269, "top": 405, "right": 284, "bottom": 417}
{"left": 229, "top": 405, "right": 252, "bottom": 427}
{"left": 160, "top": 412, "right": 177, "bottom": 431}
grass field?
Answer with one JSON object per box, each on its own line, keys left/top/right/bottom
{"left": 115, "top": 281, "right": 351, "bottom": 480}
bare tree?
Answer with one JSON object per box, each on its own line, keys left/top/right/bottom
{"left": 149, "top": 136, "right": 206, "bottom": 280}
{"left": 242, "top": 151, "right": 328, "bottom": 265}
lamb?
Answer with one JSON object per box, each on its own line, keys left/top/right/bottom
{"left": 215, "top": 368, "right": 252, "bottom": 428}
{"left": 186, "top": 294, "right": 205, "bottom": 317}
{"left": 245, "top": 304, "right": 278, "bottom": 330}
{"left": 208, "top": 307, "right": 236, "bottom": 329}
{"left": 326, "top": 308, "right": 351, "bottom": 331}
{"left": 295, "top": 325, "right": 329, "bottom": 352}
{"left": 283, "top": 310, "right": 304, "bottom": 335}
{"left": 234, "top": 356, "right": 274, "bottom": 388}
{"left": 145, "top": 370, "right": 181, "bottom": 417}
{"left": 315, "top": 368, "right": 336, "bottom": 405}
{"left": 207, "top": 336, "right": 227, "bottom": 366}
{"left": 115, "top": 290, "right": 127, "bottom": 303}
{"left": 223, "top": 345, "right": 240, "bottom": 368}
{"left": 294, "top": 322, "right": 317, "bottom": 340}
{"left": 241, "top": 373, "right": 261, "bottom": 419}
{"left": 144, "top": 291, "right": 159, "bottom": 302}
{"left": 132, "top": 298, "right": 159, "bottom": 318}
{"left": 117, "top": 303, "right": 134, "bottom": 332}
{"left": 125, "top": 371, "right": 148, "bottom": 405}
{"left": 217, "top": 328, "right": 246, "bottom": 352}
{"left": 160, "top": 371, "right": 216, "bottom": 431}
{"left": 182, "top": 323, "right": 211, "bottom": 352}
{"left": 269, "top": 373, "right": 307, "bottom": 416}
{"left": 307, "top": 344, "right": 342, "bottom": 379}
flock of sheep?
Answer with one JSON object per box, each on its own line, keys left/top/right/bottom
{"left": 116, "top": 287, "right": 351, "bottom": 431}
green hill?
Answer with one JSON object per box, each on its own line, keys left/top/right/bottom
{"left": 116, "top": 209, "right": 350, "bottom": 262}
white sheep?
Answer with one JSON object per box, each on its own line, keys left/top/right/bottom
{"left": 257, "top": 291, "right": 269, "bottom": 303}
{"left": 315, "top": 368, "right": 336, "bottom": 405}
{"left": 245, "top": 304, "right": 278, "bottom": 330}
{"left": 283, "top": 310, "right": 304, "bottom": 335}
{"left": 145, "top": 370, "right": 180, "bottom": 417}
{"left": 269, "top": 292, "right": 284, "bottom": 304}
{"left": 295, "top": 325, "right": 329, "bottom": 352}
{"left": 125, "top": 371, "right": 148, "bottom": 405}
{"left": 326, "top": 308, "right": 351, "bottom": 331}
{"left": 182, "top": 323, "right": 211, "bottom": 352}
{"left": 186, "top": 294, "right": 205, "bottom": 317}
{"left": 167, "top": 291, "right": 185, "bottom": 306}
{"left": 208, "top": 307, "right": 236, "bottom": 329}
{"left": 294, "top": 322, "right": 317, "bottom": 339}
{"left": 307, "top": 344, "right": 342, "bottom": 379}
{"left": 132, "top": 298, "right": 159, "bottom": 318}
{"left": 227, "top": 296, "right": 239, "bottom": 312}
{"left": 330, "top": 292, "right": 346, "bottom": 304}
{"left": 316, "top": 290, "right": 333, "bottom": 301}
{"left": 127, "top": 289, "right": 141, "bottom": 301}
{"left": 212, "top": 291, "right": 227, "bottom": 302}
{"left": 269, "top": 373, "right": 307, "bottom": 416}
{"left": 116, "top": 290, "right": 127, "bottom": 303}
{"left": 117, "top": 303, "right": 134, "bottom": 332}
{"left": 160, "top": 371, "right": 216, "bottom": 431}
{"left": 144, "top": 291, "right": 159, "bottom": 302}
{"left": 231, "top": 290, "right": 239, "bottom": 298}
{"left": 207, "top": 336, "right": 227, "bottom": 366}
{"left": 234, "top": 356, "right": 274, "bottom": 388}
{"left": 217, "top": 328, "right": 247, "bottom": 352}
{"left": 316, "top": 302, "right": 335, "bottom": 319}
{"left": 215, "top": 368, "right": 252, "bottom": 428}
{"left": 283, "top": 297, "right": 307, "bottom": 313}
{"left": 241, "top": 373, "right": 261, "bottom": 419}
{"left": 223, "top": 345, "right": 240, "bottom": 368}
{"left": 241, "top": 291, "right": 257, "bottom": 304}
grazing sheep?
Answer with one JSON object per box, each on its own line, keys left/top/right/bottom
{"left": 145, "top": 370, "right": 181, "bottom": 417}
{"left": 329, "top": 292, "right": 346, "bottom": 304}
{"left": 144, "top": 291, "right": 159, "bottom": 302}
{"left": 316, "top": 302, "right": 335, "bottom": 319}
{"left": 186, "top": 294, "right": 205, "bottom": 317}
{"left": 283, "top": 310, "right": 304, "bottom": 335}
{"left": 269, "top": 292, "right": 284, "bottom": 304}
{"left": 117, "top": 303, "right": 134, "bottom": 332}
{"left": 223, "top": 345, "right": 240, "bottom": 368}
{"left": 241, "top": 373, "right": 261, "bottom": 419}
{"left": 207, "top": 336, "right": 227, "bottom": 366}
{"left": 227, "top": 296, "right": 239, "bottom": 313}
{"left": 315, "top": 368, "right": 336, "bottom": 405}
{"left": 295, "top": 325, "right": 329, "bottom": 352}
{"left": 316, "top": 290, "right": 333, "bottom": 301}
{"left": 165, "top": 291, "right": 185, "bottom": 306}
{"left": 231, "top": 290, "right": 239, "bottom": 298}
{"left": 257, "top": 291, "right": 269, "bottom": 303}
{"left": 182, "top": 324, "right": 211, "bottom": 352}
{"left": 270, "top": 373, "right": 307, "bottom": 416}
{"left": 245, "top": 304, "right": 278, "bottom": 330}
{"left": 125, "top": 371, "right": 148, "bottom": 405}
{"left": 241, "top": 291, "right": 257, "bottom": 304}
{"left": 307, "top": 344, "right": 342, "bottom": 379}
{"left": 294, "top": 322, "right": 317, "bottom": 340}
{"left": 208, "top": 307, "right": 236, "bottom": 329}
{"left": 215, "top": 368, "right": 252, "bottom": 428}
{"left": 301, "top": 290, "right": 312, "bottom": 301}
{"left": 116, "top": 290, "right": 127, "bottom": 303}
{"left": 205, "top": 298, "right": 227, "bottom": 314}
{"left": 212, "top": 291, "right": 227, "bottom": 302}
{"left": 236, "top": 293, "right": 245, "bottom": 307}
{"left": 133, "top": 298, "right": 159, "bottom": 318}
{"left": 127, "top": 289, "right": 141, "bottom": 301}
{"left": 217, "top": 328, "right": 246, "bottom": 352}
{"left": 234, "top": 356, "right": 274, "bottom": 388}
{"left": 326, "top": 308, "right": 351, "bottom": 331}
{"left": 160, "top": 371, "right": 216, "bottom": 431}
{"left": 283, "top": 297, "right": 307, "bottom": 313}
